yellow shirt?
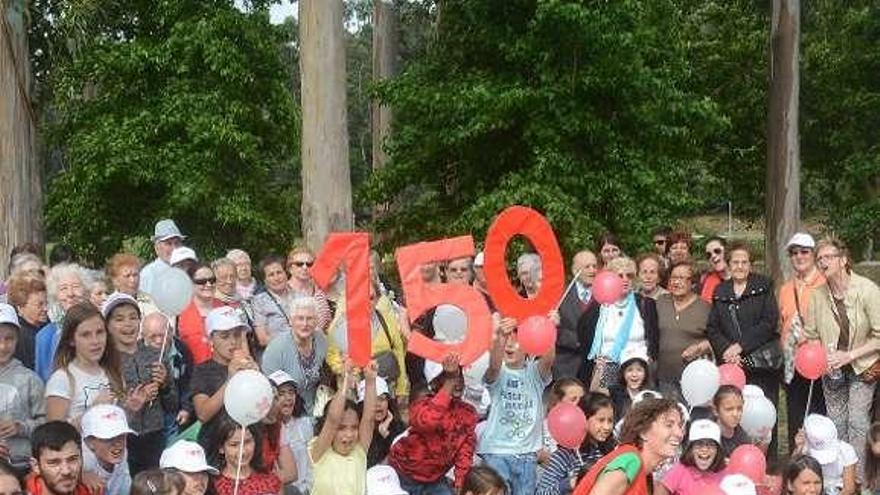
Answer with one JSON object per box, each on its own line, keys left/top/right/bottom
{"left": 309, "top": 438, "right": 367, "bottom": 495}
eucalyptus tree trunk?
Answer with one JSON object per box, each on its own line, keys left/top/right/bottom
{"left": 371, "top": 0, "right": 397, "bottom": 172}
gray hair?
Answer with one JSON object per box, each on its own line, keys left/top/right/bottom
{"left": 81, "top": 269, "right": 108, "bottom": 293}
{"left": 46, "top": 263, "right": 86, "bottom": 300}
{"left": 517, "top": 253, "right": 542, "bottom": 280}
{"left": 289, "top": 296, "right": 318, "bottom": 316}
{"left": 9, "top": 253, "right": 42, "bottom": 276}
{"left": 225, "top": 249, "right": 251, "bottom": 265}
{"left": 211, "top": 257, "right": 236, "bottom": 273}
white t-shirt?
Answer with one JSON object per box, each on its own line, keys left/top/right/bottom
{"left": 282, "top": 416, "right": 315, "bottom": 493}
{"left": 808, "top": 440, "right": 858, "bottom": 495}
{"left": 45, "top": 363, "right": 112, "bottom": 422}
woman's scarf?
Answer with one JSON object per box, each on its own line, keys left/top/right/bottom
{"left": 588, "top": 292, "right": 637, "bottom": 363}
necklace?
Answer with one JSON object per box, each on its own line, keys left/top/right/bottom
{"left": 673, "top": 295, "right": 695, "bottom": 321}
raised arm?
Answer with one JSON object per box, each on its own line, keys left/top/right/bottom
{"left": 359, "top": 362, "right": 378, "bottom": 451}
{"left": 311, "top": 360, "right": 353, "bottom": 463}
{"left": 485, "top": 315, "right": 514, "bottom": 385}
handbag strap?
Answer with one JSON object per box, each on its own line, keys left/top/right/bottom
{"left": 793, "top": 283, "right": 803, "bottom": 321}
{"left": 375, "top": 309, "right": 395, "bottom": 351}
{"left": 265, "top": 291, "right": 291, "bottom": 325}
{"left": 727, "top": 303, "right": 743, "bottom": 340}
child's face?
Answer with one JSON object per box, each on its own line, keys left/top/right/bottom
{"left": 277, "top": 384, "right": 297, "bottom": 419}
{"left": 715, "top": 394, "right": 744, "bottom": 430}
{"left": 561, "top": 385, "right": 585, "bottom": 405}
{"left": 503, "top": 334, "right": 526, "bottom": 368}
{"left": 788, "top": 468, "right": 822, "bottom": 495}
{"left": 107, "top": 304, "right": 140, "bottom": 349}
{"left": 211, "top": 328, "right": 245, "bottom": 363}
{"left": 222, "top": 427, "right": 254, "bottom": 468}
{"left": 333, "top": 409, "right": 360, "bottom": 456}
{"left": 691, "top": 440, "right": 718, "bottom": 471}
{"left": 180, "top": 471, "right": 208, "bottom": 495}
{"left": 623, "top": 363, "right": 646, "bottom": 390}
{"left": 587, "top": 406, "right": 615, "bottom": 443}
{"left": 87, "top": 434, "right": 127, "bottom": 467}
{"left": 0, "top": 325, "right": 18, "bottom": 365}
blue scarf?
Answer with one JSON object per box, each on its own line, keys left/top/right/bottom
{"left": 588, "top": 292, "right": 637, "bottom": 363}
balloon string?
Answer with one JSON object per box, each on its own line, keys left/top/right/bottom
{"left": 555, "top": 269, "right": 584, "bottom": 311}
{"left": 804, "top": 379, "right": 814, "bottom": 421}
{"left": 157, "top": 313, "right": 172, "bottom": 363}
{"left": 233, "top": 426, "right": 245, "bottom": 495}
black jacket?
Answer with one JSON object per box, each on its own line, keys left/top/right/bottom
{"left": 706, "top": 274, "right": 780, "bottom": 359}
{"left": 554, "top": 284, "right": 596, "bottom": 380}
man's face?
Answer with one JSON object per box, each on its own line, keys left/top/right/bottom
{"left": 445, "top": 258, "right": 472, "bottom": 285}
{"left": 572, "top": 251, "right": 598, "bottom": 285}
{"left": 155, "top": 237, "right": 182, "bottom": 262}
{"left": 32, "top": 442, "right": 82, "bottom": 495}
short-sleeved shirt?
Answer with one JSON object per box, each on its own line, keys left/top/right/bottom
{"left": 283, "top": 416, "right": 315, "bottom": 494}
{"left": 720, "top": 427, "right": 750, "bottom": 459}
{"left": 661, "top": 463, "right": 726, "bottom": 495}
{"left": 807, "top": 441, "right": 858, "bottom": 494}
{"left": 478, "top": 359, "right": 551, "bottom": 455}
{"left": 309, "top": 438, "right": 367, "bottom": 495}
{"left": 190, "top": 360, "right": 228, "bottom": 452}
{"left": 45, "top": 363, "right": 112, "bottom": 422}
{"left": 602, "top": 452, "right": 642, "bottom": 482}
{"left": 213, "top": 471, "right": 282, "bottom": 495}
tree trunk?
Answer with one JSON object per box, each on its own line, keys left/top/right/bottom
{"left": 0, "top": 0, "right": 42, "bottom": 277}
{"left": 371, "top": 0, "right": 396, "bottom": 172}
{"left": 765, "top": 0, "right": 800, "bottom": 284}
{"left": 299, "top": 0, "right": 353, "bottom": 250}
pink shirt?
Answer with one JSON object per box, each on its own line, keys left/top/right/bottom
{"left": 661, "top": 463, "right": 726, "bottom": 495}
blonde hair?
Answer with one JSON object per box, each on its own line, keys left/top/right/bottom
{"left": 816, "top": 237, "right": 852, "bottom": 274}
{"left": 606, "top": 256, "right": 636, "bottom": 274}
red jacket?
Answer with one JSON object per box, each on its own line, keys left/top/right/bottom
{"left": 573, "top": 445, "right": 648, "bottom": 495}
{"left": 388, "top": 388, "right": 478, "bottom": 488}
{"left": 178, "top": 299, "right": 224, "bottom": 365}
{"left": 26, "top": 474, "right": 98, "bottom": 495}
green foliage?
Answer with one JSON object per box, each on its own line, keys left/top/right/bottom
{"left": 40, "top": 0, "right": 299, "bottom": 264}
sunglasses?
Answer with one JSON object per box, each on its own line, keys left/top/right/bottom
{"left": 788, "top": 248, "right": 812, "bottom": 257}
{"left": 193, "top": 277, "right": 216, "bottom": 285}
{"left": 290, "top": 261, "right": 314, "bottom": 268}
{"left": 653, "top": 239, "right": 667, "bottom": 245}
{"left": 705, "top": 247, "right": 723, "bottom": 259}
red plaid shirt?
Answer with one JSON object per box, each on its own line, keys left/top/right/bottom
{"left": 388, "top": 388, "right": 478, "bottom": 488}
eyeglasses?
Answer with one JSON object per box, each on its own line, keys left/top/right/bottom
{"left": 705, "top": 247, "right": 723, "bottom": 259}
{"left": 817, "top": 253, "right": 841, "bottom": 263}
{"left": 193, "top": 277, "right": 216, "bottom": 285}
{"left": 447, "top": 267, "right": 470, "bottom": 273}
{"left": 653, "top": 239, "right": 667, "bottom": 246}
{"left": 290, "top": 261, "right": 314, "bottom": 268}
{"left": 788, "top": 248, "right": 812, "bottom": 257}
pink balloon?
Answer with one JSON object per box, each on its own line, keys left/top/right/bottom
{"left": 517, "top": 315, "right": 557, "bottom": 356}
{"left": 593, "top": 270, "right": 624, "bottom": 305}
{"left": 728, "top": 445, "right": 766, "bottom": 483}
{"left": 795, "top": 341, "right": 827, "bottom": 380}
{"left": 547, "top": 402, "right": 587, "bottom": 449}
{"left": 718, "top": 363, "right": 746, "bottom": 390}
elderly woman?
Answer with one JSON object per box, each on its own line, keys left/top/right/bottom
{"left": 286, "top": 246, "right": 333, "bottom": 332}
{"left": 34, "top": 263, "right": 87, "bottom": 381}
{"left": 577, "top": 256, "right": 659, "bottom": 391}
{"left": 226, "top": 249, "right": 260, "bottom": 299}
{"left": 82, "top": 269, "right": 109, "bottom": 309}
{"left": 700, "top": 237, "right": 730, "bottom": 303}
{"left": 6, "top": 274, "right": 48, "bottom": 370}
{"left": 637, "top": 253, "right": 667, "bottom": 300}
{"left": 655, "top": 261, "right": 711, "bottom": 401}
{"left": 445, "top": 257, "right": 473, "bottom": 285}
{"left": 261, "top": 297, "right": 329, "bottom": 415}
{"left": 517, "top": 253, "right": 542, "bottom": 299}
{"left": 572, "top": 398, "right": 684, "bottom": 495}
{"left": 211, "top": 258, "right": 238, "bottom": 306}
{"left": 804, "top": 238, "right": 880, "bottom": 477}
{"left": 666, "top": 231, "right": 692, "bottom": 265}
{"left": 106, "top": 253, "right": 159, "bottom": 316}
{"left": 251, "top": 254, "right": 296, "bottom": 347}
{"left": 178, "top": 263, "right": 223, "bottom": 365}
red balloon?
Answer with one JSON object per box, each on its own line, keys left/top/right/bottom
{"left": 718, "top": 363, "right": 746, "bottom": 390}
{"left": 728, "top": 445, "right": 766, "bottom": 483}
{"left": 547, "top": 402, "right": 588, "bottom": 449}
{"left": 593, "top": 270, "right": 624, "bottom": 305}
{"left": 795, "top": 341, "right": 827, "bottom": 380}
{"left": 517, "top": 315, "right": 557, "bottom": 356}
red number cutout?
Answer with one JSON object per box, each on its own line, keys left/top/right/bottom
{"left": 484, "top": 206, "right": 565, "bottom": 319}
{"left": 311, "top": 233, "right": 372, "bottom": 367}
{"left": 395, "top": 236, "right": 492, "bottom": 366}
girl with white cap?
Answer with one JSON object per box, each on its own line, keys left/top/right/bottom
{"left": 657, "top": 420, "right": 726, "bottom": 495}
{"left": 160, "top": 440, "right": 218, "bottom": 495}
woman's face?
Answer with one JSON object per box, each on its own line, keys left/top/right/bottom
{"left": 374, "top": 395, "right": 390, "bottom": 423}
{"left": 112, "top": 264, "right": 140, "bottom": 296}
{"left": 788, "top": 246, "right": 815, "bottom": 275}
{"left": 222, "top": 427, "right": 255, "bottom": 470}
{"left": 180, "top": 471, "right": 209, "bottom": 495}
{"left": 288, "top": 253, "right": 315, "bottom": 284}
{"left": 788, "top": 468, "right": 823, "bottom": 495}
{"left": 613, "top": 265, "right": 637, "bottom": 296}
{"left": 705, "top": 241, "right": 727, "bottom": 273}
{"left": 56, "top": 275, "right": 85, "bottom": 311}
{"left": 600, "top": 243, "right": 621, "bottom": 264}
{"left": 642, "top": 409, "right": 684, "bottom": 460}
{"left": 669, "top": 241, "right": 690, "bottom": 264}
{"left": 277, "top": 384, "right": 297, "bottom": 419}
{"left": 232, "top": 258, "right": 252, "bottom": 282}
{"left": 107, "top": 304, "right": 140, "bottom": 349}
{"left": 74, "top": 315, "right": 108, "bottom": 365}
{"left": 332, "top": 409, "right": 360, "bottom": 456}
{"left": 263, "top": 262, "right": 289, "bottom": 293}
{"left": 816, "top": 245, "right": 845, "bottom": 279}
{"left": 729, "top": 250, "right": 751, "bottom": 283}
{"left": 290, "top": 307, "right": 317, "bottom": 341}
{"left": 623, "top": 362, "right": 646, "bottom": 391}
{"left": 587, "top": 406, "right": 614, "bottom": 443}
{"left": 446, "top": 258, "right": 472, "bottom": 285}
{"left": 668, "top": 266, "right": 693, "bottom": 298}
{"left": 691, "top": 440, "right": 718, "bottom": 471}
{"left": 638, "top": 258, "right": 661, "bottom": 293}
{"left": 19, "top": 290, "right": 48, "bottom": 324}
{"left": 192, "top": 267, "right": 216, "bottom": 302}
{"left": 89, "top": 282, "right": 108, "bottom": 310}
{"left": 214, "top": 265, "right": 236, "bottom": 297}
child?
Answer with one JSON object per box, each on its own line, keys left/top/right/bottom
{"left": 542, "top": 378, "right": 588, "bottom": 456}
{"left": 537, "top": 392, "right": 616, "bottom": 495}
{"left": 358, "top": 376, "right": 405, "bottom": 467}
{"left": 463, "top": 465, "right": 507, "bottom": 495}
{"left": 81, "top": 404, "right": 136, "bottom": 494}
{"left": 478, "top": 317, "right": 555, "bottom": 495}
{"left": 209, "top": 413, "right": 281, "bottom": 495}
{"left": 784, "top": 455, "right": 823, "bottom": 495}
{"left": 131, "top": 469, "right": 185, "bottom": 495}
{"left": 0, "top": 304, "right": 45, "bottom": 471}
{"left": 609, "top": 351, "right": 651, "bottom": 422}
{"left": 713, "top": 385, "right": 749, "bottom": 459}
{"left": 657, "top": 419, "right": 726, "bottom": 495}
{"left": 793, "top": 414, "right": 857, "bottom": 495}
{"left": 160, "top": 440, "right": 218, "bottom": 495}
{"left": 269, "top": 370, "right": 314, "bottom": 495}
{"left": 262, "top": 371, "right": 297, "bottom": 485}
{"left": 310, "top": 360, "right": 377, "bottom": 495}
{"left": 866, "top": 422, "right": 880, "bottom": 495}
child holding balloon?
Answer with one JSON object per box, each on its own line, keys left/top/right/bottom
{"left": 656, "top": 420, "right": 726, "bottom": 495}
{"left": 209, "top": 412, "right": 282, "bottom": 495}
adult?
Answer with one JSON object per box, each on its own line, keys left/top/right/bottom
{"left": 82, "top": 270, "right": 108, "bottom": 311}
{"left": 139, "top": 219, "right": 185, "bottom": 297}
{"left": 652, "top": 226, "right": 672, "bottom": 257}
{"left": 700, "top": 237, "right": 730, "bottom": 303}
{"left": 105, "top": 253, "right": 157, "bottom": 316}
{"left": 261, "top": 297, "right": 329, "bottom": 415}
{"left": 517, "top": 253, "right": 542, "bottom": 299}
{"left": 472, "top": 252, "right": 494, "bottom": 308}
{"left": 26, "top": 421, "right": 98, "bottom": 495}
{"left": 706, "top": 243, "right": 781, "bottom": 454}
{"left": 445, "top": 257, "right": 473, "bottom": 285}
{"left": 35, "top": 263, "right": 86, "bottom": 382}
{"left": 637, "top": 253, "right": 667, "bottom": 300}
{"left": 556, "top": 250, "right": 599, "bottom": 379}
{"left": 596, "top": 233, "right": 622, "bottom": 268}
{"left": 6, "top": 273, "right": 48, "bottom": 370}
{"left": 286, "top": 246, "right": 332, "bottom": 332}
{"left": 251, "top": 255, "right": 295, "bottom": 347}
{"left": 226, "top": 249, "right": 260, "bottom": 300}
{"left": 572, "top": 397, "right": 685, "bottom": 495}
{"left": 655, "top": 261, "right": 711, "bottom": 401}
{"left": 211, "top": 258, "right": 238, "bottom": 306}
{"left": 666, "top": 230, "right": 692, "bottom": 266}
{"left": 778, "top": 233, "right": 827, "bottom": 448}
{"left": 577, "top": 256, "right": 659, "bottom": 391}
{"left": 804, "top": 237, "right": 880, "bottom": 477}
{"left": 178, "top": 264, "right": 223, "bottom": 365}
{"left": 169, "top": 247, "right": 198, "bottom": 275}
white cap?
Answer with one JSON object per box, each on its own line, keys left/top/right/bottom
{"left": 721, "top": 474, "right": 757, "bottom": 495}
{"left": 268, "top": 370, "right": 295, "bottom": 388}
{"left": 0, "top": 304, "right": 20, "bottom": 330}
{"left": 473, "top": 252, "right": 485, "bottom": 267}
{"left": 688, "top": 419, "right": 721, "bottom": 444}
{"left": 101, "top": 292, "right": 140, "bottom": 319}
{"left": 786, "top": 233, "right": 816, "bottom": 250}
{"left": 81, "top": 404, "right": 136, "bottom": 439}
{"left": 367, "top": 465, "right": 408, "bottom": 495}
{"left": 804, "top": 414, "right": 839, "bottom": 464}
{"left": 619, "top": 346, "right": 650, "bottom": 366}
{"left": 358, "top": 376, "right": 390, "bottom": 402}
{"left": 160, "top": 440, "right": 219, "bottom": 475}
{"left": 206, "top": 306, "right": 247, "bottom": 335}
{"left": 152, "top": 219, "right": 186, "bottom": 242}
{"left": 169, "top": 246, "right": 198, "bottom": 266}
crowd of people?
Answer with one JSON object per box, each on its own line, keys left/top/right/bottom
{"left": 0, "top": 219, "right": 876, "bottom": 495}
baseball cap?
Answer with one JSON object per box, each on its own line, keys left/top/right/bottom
{"left": 160, "top": 440, "right": 219, "bottom": 475}
{"left": 81, "top": 404, "right": 136, "bottom": 439}
{"left": 804, "top": 414, "right": 839, "bottom": 464}
{"left": 721, "top": 474, "right": 757, "bottom": 495}
{"left": 152, "top": 219, "right": 186, "bottom": 242}
{"left": 688, "top": 419, "right": 721, "bottom": 444}
{"left": 473, "top": 252, "right": 485, "bottom": 267}
{"left": 786, "top": 233, "right": 816, "bottom": 250}
{"left": 619, "top": 347, "right": 650, "bottom": 367}
{"left": 358, "top": 376, "right": 391, "bottom": 402}
{"left": 101, "top": 292, "right": 140, "bottom": 319}
{"left": 268, "top": 370, "right": 295, "bottom": 388}
{"left": 0, "top": 304, "right": 20, "bottom": 330}
{"left": 206, "top": 306, "right": 248, "bottom": 335}
{"left": 169, "top": 246, "right": 198, "bottom": 266}
{"left": 367, "top": 465, "right": 408, "bottom": 495}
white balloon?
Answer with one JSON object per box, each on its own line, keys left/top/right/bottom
{"left": 741, "top": 395, "right": 777, "bottom": 440}
{"left": 433, "top": 305, "right": 468, "bottom": 343}
{"left": 151, "top": 267, "right": 193, "bottom": 316}
{"left": 742, "top": 384, "right": 765, "bottom": 399}
{"left": 223, "top": 370, "right": 275, "bottom": 426}
{"left": 680, "top": 359, "right": 721, "bottom": 406}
